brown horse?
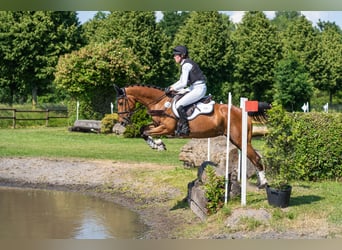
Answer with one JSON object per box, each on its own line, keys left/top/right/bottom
{"left": 114, "top": 84, "right": 270, "bottom": 188}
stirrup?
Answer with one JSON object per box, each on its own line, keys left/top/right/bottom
{"left": 176, "top": 125, "right": 189, "bottom": 136}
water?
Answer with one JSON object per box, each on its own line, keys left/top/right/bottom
{"left": 0, "top": 187, "right": 148, "bottom": 239}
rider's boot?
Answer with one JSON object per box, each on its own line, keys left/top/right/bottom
{"left": 176, "top": 106, "right": 190, "bottom": 136}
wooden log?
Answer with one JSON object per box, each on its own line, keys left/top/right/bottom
{"left": 69, "top": 120, "right": 101, "bottom": 133}
{"left": 252, "top": 125, "right": 268, "bottom": 136}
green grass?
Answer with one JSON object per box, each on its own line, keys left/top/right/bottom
{"left": 0, "top": 127, "right": 189, "bottom": 166}
{"left": 1, "top": 127, "right": 341, "bottom": 237}
{"left": 0, "top": 104, "right": 68, "bottom": 128}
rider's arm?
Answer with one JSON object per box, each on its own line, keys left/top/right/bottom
{"left": 170, "top": 62, "right": 192, "bottom": 91}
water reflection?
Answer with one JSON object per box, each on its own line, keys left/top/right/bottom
{"left": 0, "top": 187, "right": 148, "bottom": 239}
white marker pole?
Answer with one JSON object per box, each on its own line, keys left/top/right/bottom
{"left": 241, "top": 97, "right": 248, "bottom": 206}
{"left": 238, "top": 98, "right": 245, "bottom": 182}
{"left": 76, "top": 101, "right": 80, "bottom": 121}
{"left": 207, "top": 138, "right": 210, "bottom": 161}
{"left": 224, "top": 92, "right": 232, "bottom": 204}
{"left": 111, "top": 102, "right": 114, "bottom": 114}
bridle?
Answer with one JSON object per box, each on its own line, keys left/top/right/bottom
{"left": 115, "top": 86, "right": 169, "bottom": 126}
{"left": 116, "top": 94, "right": 134, "bottom": 126}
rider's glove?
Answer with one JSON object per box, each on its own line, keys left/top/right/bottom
{"left": 165, "top": 87, "right": 172, "bottom": 95}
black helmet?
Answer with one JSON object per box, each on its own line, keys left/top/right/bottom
{"left": 173, "top": 45, "right": 188, "bottom": 56}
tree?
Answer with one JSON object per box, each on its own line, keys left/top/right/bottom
{"left": 0, "top": 11, "right": 84, "bottom": 106}
{"left": 271, "top": 11, "right": 301, "bottom": 31}
{"left": 311, "top": 22, "right": 342, "bottom": 104}
{"left": 280, "top": 15, "right": 317, "bottom": 78}
{"left": 81, "top": 11, "right": 109, "bottom": 44}
{"left": 232, "top": 11, "right": 281, "bottom": 102}
{"left": 82, "top": 11, "right": 174, "bottom": 86}
{"left": 157, "top": 11, "right": 190, "bottom": 40}
{"left": 173, "top": 11, "right": 235, "bottom": 101}
{"left": 273, "top": 53, "right": 313, "bottom": 111}
{"left": 54, "top": 39, "right": 143, "bottom": 120}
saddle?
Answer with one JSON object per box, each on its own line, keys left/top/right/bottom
{"left": 171, "top": 93, "right": 215, "bottom": 120}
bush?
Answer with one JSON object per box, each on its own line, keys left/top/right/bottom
{"left": 204, "top": 166, "right": 225, "bottom": 215}
{"left": 290, "top": 112, "right": 342, "bottom": 180}
{"left": 263, "top": 103, "right": 342, "bottom": 182}
{"left": 123, "top": 103, "right": 151, "bottom": 138}
{"left": 101, "top": 113, "right": 119, "bottom": 134}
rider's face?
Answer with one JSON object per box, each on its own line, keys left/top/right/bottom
{"left": 173, "top": 54, "right": 182, "bottom": 64}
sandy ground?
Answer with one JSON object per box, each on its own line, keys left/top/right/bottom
{"left": 0, "top": 157, "right": 337, "bottom": 239}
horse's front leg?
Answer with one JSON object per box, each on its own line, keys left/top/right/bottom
{"left": 140, "top": 124, "right": 169, "bottom": 151}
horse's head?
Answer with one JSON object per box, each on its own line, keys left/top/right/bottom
{"left": 114, "top": 85, "right": 136, "bottom": 126}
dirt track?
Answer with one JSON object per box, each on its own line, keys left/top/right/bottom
{"left": 0, "top": 157, "right": 335, "bottom": 239}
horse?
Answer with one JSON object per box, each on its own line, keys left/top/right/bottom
{"left": 114, "top": 84, "right": 270, "bottom": 188}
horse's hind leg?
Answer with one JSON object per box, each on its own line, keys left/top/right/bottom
{"left": 246, "top": 143, "right": 267, "bottom": 188}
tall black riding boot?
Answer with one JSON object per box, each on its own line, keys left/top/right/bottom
{"left": 176, "top": 106, "right": 190, "bottom": 136}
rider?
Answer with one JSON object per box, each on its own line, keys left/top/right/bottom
{"left": 166, "top": 45, "right": 207, "bottom": 136}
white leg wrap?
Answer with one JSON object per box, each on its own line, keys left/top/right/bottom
{"left": 258, "top": 170, "right": 267, "bottom": 185}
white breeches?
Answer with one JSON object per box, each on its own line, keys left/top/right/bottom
{"left": 175, "top": 83, "right": 207, "bottom": 109}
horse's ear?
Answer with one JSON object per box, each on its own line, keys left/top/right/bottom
{"left": 113, "top": 84, "right": 124, "bottom": 96}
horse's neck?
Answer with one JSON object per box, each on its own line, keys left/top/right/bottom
{"left": 127, "top": 87, "right": 164, "bottom": 108}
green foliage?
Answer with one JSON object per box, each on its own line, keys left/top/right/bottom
{"left": 101, "top": 113, "right": 119, "bottom": 134}
{"left": 264, "top": 103, "right": 342, "bottom": 182}
{"left": 290, "top": 112, "right": 342, "bottom": 181}
{"left": 54, "top": 39, "right": 143, "bottom": 121}
{"left": 271, "top": 11, "right": 301, "bottom": 31}
{"left": 173, "top": 11, "right": 235, "bottom": 101}
{"left": 204, "top": 166, "right": 225, "bottom": 215}
{"left": 83, "top": 11, "right": 174, "bottom": 86}
{"left": 158, "top": 11, "right": 190, "bottom": 40}
{"left": 232, "top": 11, "right": 281, "bottom": 102}
{"left": 274, "top": 53, "right": 313, "bottom": 111}
{"left": 123, "top": 103, "right": 151, "bottom": 138}
{"left": 311, "top": 24, "right": 342, "bottom": 103}
{"left": 238, "top": 216, "right": 263, "bottom": 231}
{"left": 1, "top": 11, "right": 342, "bottom": 111}
{"left": 263, "top": 103, "right": 295, "bottom": 182}
{"left": 280, "top": 15, "right": 317, "bottom": 82}
{"left": 0, "top": 11, "right": 84, "bottom": 105}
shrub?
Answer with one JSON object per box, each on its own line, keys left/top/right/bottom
{"left": 290, "top": 112, "right": 342, "bottom": 180}
{"left": 123, "top": 103, "right": 151, "bottom": 138}
{"left": 263, "top": 103, "right": 295, "bottom": 182}
{"left": 263, "top": 103, "right": 342, "bottom": 182}
{"left": 204, "top": 166, "right": 225, "bottom": 215}
{"left": 101, "top": 113, "right": 119, "bottom": 134}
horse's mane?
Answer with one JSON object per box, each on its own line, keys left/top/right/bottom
{"left": 125, "top": 84, "right": 165, "bottom": 92}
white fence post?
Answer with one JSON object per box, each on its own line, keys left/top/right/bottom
{"left": 224, "top": 92, "right": 232, "bottom": 204}
{"left": 240, "top": 97, "right": 248, "bottom": 206}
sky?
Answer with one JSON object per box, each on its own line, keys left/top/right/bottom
{"left": 77, "top": 11, "right": 342, "bottom": 28}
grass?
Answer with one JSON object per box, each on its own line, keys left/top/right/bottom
{"left": 0, "top": 127, "right": 189, "bottom": 166}
{"left": 1, "top": 127, "right": 341, "bottom": 238}
{"left": 0, "top": 104, "right": 68, "bottom": 128}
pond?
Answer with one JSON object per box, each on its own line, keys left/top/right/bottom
{"left": 0, "top": 186, "right": 148, "bottom": 239}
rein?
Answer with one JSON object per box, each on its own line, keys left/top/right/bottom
{"left": 117, "top": 88, "right": 176, "bottom": 124}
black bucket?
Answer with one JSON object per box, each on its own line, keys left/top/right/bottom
{"left": 266, "top": 185, "right": 292, "bottom": 208}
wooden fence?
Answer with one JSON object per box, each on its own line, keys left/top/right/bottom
{"left": 0, "top": 108, "right": 68, "bottom": 128}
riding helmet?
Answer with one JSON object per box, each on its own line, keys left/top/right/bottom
{"left": 173, "top": 45, "right": 188, "bottom": 56}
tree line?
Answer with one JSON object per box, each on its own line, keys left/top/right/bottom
{"left": 0, "top": 11, "right": 341, "bottom": 118}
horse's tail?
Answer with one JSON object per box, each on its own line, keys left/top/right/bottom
{"left": 248, "top": 102, "right": 272, "bottom": 123}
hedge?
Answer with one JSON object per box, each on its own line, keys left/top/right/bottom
{"left": 263, "top": 103, "right": 342, "bottom": 182}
